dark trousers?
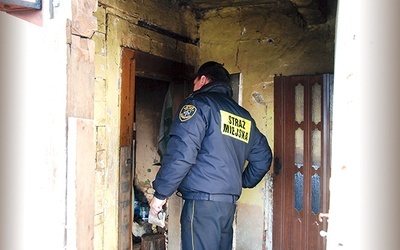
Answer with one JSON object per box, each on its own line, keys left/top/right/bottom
{"left": 181, "top": 200, "right": 237, "bottom": 250}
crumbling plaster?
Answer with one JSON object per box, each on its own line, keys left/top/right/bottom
{"left": 92, "top": 0, "right": 334, "bottom": 248}
{"left": 198, "top": 4, "right": 335, "bottom": 153}
{"left": 93, "top": 1, "right": 199, "bottom": 249}
{"left": 198, "top": 3, "right": 335, "bottom": 249}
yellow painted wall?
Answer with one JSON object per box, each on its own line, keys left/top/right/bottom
{"left": 93, "top": 1, "right": 198, "bottom": 249}
{"left": 198, "top": 3, "right": 335, "bottom": 249}
{"left": 92, "top": 0, "right": 335, "bottom": 249}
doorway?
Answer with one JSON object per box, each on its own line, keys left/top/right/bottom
{"left": 273, "top": 74, "right": 333, "bottom": 249}
{"left": 119, "top": 48, "right": 194, "bottom": 250}
{"left": 133, "top": 76, "right": 172, "bottom": 250}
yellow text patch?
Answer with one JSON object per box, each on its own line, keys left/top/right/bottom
{"left": 220, "top": 110, "right": 251, "bottom": 143}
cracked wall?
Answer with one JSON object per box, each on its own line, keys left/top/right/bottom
{"left": 92, "top": 0, "right": 335, "bottom": 249}
{"left": 198, "top": 3, "right": 335, "bottom": 249}
{"left": 93, "top": 1, "right": 199, "bottom": 249}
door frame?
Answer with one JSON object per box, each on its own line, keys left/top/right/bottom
{"left": 119, "top": 48, "right": 194, "bottom": 249}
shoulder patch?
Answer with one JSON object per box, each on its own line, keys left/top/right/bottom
{"left": 179, "top": 104, "right": 197, "bottom": 122}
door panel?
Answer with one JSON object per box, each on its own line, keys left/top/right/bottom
{"left": 273, "top": 74, "right": 332, "bottom": 249}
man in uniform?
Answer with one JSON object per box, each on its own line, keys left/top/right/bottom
{"left": 150, "top": 61, "right": 272, "bottom": 250}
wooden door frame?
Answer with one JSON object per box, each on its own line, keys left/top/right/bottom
{"left": 118, "top": 48, "right": 136, "bottom": 249}
{"left": 119, "top": 48, "right": 194, "bottom": 249}
{"left": 273, "top": 74, "right": 333, "bottom": 249}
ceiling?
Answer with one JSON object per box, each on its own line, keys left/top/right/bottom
{"left": 177, "top": 0, "right": 330, "bottom": 26}
{"left": 177, "top": 0, "right": 289, "bottom": 9}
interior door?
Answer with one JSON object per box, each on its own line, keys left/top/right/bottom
{"left": 273, "top": 74, "right": 333, "bottom": 249}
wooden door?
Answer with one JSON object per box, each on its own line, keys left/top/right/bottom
{"left": 273, "top": 74, "right": 333, "bottom": 249}
{"left": 119, "top": 48, "right": 136, "bottom": 250}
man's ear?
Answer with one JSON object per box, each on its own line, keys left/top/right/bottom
{"left": 199, "top": 75, "right": 210, "bottom": 87}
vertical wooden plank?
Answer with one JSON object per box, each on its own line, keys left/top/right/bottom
{"left": 67, "top": 117, "right": 96, "bottom": 250}
{"left": 119, "top": 48, "right": 136, "bottom": 250}
{"left": 120, "top": 48, "right": 136, "bottom": 147}
{"left": 119, "top": 146, "right": 133, "bottom": 250}
{"left": 283, "top": 76, "right": 296, "bottom": 250}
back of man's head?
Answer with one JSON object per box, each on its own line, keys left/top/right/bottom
{"left": 196, "top": 61, "right": 231, "bottom": 83}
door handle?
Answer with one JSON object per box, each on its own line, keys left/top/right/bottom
{"left": 318, "top": 213, "right": 329, "bottom": 238}
{"left": 318, "top": 212, "right": 329, "bottom": 222}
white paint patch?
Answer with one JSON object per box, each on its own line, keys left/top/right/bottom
{"left": 241, "top": 27, "right": 247, "bottom": 35}
{"left": 252, "top": 91, "right": 267, "bottom": 106}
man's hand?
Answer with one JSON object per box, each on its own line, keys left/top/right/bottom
{"left": 149, "top": 196, "right": 166, "bottom": 216}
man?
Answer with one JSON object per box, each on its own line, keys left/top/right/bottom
{"left": 150, "top": 61, "right": 272, "bottom": 250}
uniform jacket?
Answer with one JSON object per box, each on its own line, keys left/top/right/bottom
{"left": 153, "top": 81, "right": 272, "bottom": 200}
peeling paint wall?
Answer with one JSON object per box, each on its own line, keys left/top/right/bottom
{"left": 93, "top": 1, "right": 198, "bottom": 249}
{"left": 198, "top": 3, "right": 335, "bottom": 249}
{"left": 92, "top": 0, "right": 335, "bottom": 248}
{"left": 134, "top": 78, "right": 169, "bottom": 191}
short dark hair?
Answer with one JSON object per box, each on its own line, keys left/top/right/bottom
{"left": 196, "top": 61, "right": 231, "bottom": 83}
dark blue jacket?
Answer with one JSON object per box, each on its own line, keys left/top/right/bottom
{"left": 153, "top": 81, "right": 272, "bottom": 200}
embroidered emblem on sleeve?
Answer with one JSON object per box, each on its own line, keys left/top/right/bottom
{"left": 220, "top": 110, "right": 251, "bottom": 143}
{"left": 179, "top": 104, "right": 197, "bottom": 122}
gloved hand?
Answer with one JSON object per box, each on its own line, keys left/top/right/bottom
{"left": 149, "top": 196, "right": 166, "bottom": 216}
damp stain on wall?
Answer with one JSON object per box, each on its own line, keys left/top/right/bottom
{"left": 252, "top": 91, "right": 267, "bottom": 106}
